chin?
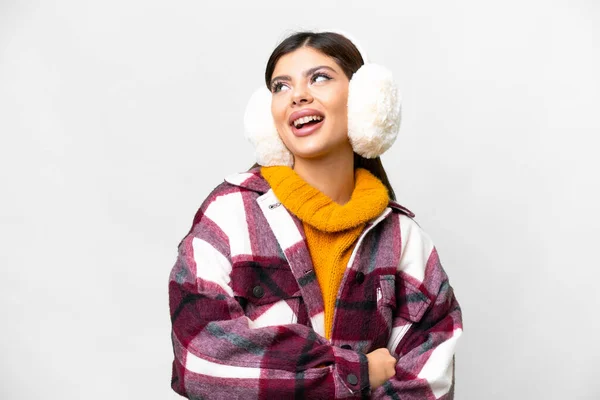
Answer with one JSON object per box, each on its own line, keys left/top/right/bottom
{"left": 282, "top": 130, "right": 350, "bottom": 161}
{"left": 293, "top": 144, "right": 351, "bottom": 162}
{"left": 283, "top": 138, "right": 325, "bottom": 157}
{"left": 290, "top": 149, "right": 328, "bottom": 161}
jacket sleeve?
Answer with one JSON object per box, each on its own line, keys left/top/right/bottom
{"left": 168, "top": 194, "right": 370, "bottom": 399}
{"left": 371, "top": 215, "right": 463, "bottom": 400}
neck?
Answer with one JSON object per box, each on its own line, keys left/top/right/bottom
{"left": 292, "top": 146, "right": 355, "bottom": 205}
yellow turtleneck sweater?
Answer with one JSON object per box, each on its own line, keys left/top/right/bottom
{"left": 260, "top": 166, "right": 389, "bottom": 339}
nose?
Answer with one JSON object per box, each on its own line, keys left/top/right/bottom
{"left": 291, "top": 84, "right": 313, "bottom": 106}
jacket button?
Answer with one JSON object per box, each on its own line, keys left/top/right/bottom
{"left": 252, "top": 285, "right": 264, "bottom": 298}
{"left": 341, "top": 344, "right": 352, "bottom": 350}
{"left": 346, "top": 373, "right": 358, "bottom": 386}
{"left": 355, "top": 272, "right": 365, "bottom": 284}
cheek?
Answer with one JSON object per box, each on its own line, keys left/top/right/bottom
{"left": 328, "top": 90, "right": 349, "bottom": 125}
{"left": 329, "top": 91, "right": 349, "bottom": 139}
{"left": 271, "top": 98, "right": 287, "bottom": 128}
{"left": 339, "top": 89, "right": 350, "bottom": 115}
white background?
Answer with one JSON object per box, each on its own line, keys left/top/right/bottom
{"left": 1, "top": 0, "right": 599, "bottom": 399}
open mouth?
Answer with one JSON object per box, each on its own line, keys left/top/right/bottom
{"left": 291, "top": 116, "right": 325, "bottom": 136}
{"left": 288, "top": 109, "right": 326, "bottom": 137}
{"left": 292, "top": 115, "right": 324, "bottom": 129}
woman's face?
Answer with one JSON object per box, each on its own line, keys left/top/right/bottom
{"left": 269, "top": 47, "right": 352, "bottom": 163}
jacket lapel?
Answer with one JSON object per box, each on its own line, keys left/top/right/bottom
{"left": 256, "top": 189, "right": 326, "bottom": 337}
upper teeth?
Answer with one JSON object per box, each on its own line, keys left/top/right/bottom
{"left": 293, "top": 115, "right": 323, "bottom": 127}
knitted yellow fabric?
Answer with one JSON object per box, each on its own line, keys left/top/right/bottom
{"left": 260, "top": 166, "right": 389, "bottom": 339}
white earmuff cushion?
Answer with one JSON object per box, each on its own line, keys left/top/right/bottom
{"left": 347, "top": 63, "right": 402, "bottom": 158}
{"left": 243, "top": 87, "right": 293, "bottom": 167}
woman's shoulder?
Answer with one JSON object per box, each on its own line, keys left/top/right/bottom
{"left": 188, "top": 168, "right": 268, "bottom": 227}
{"left": 388, "top": 200, "right": 416, "bottom": 219}
{"left": 199, "top": 168, "right": 266, "bottom": 203}
{"left": 222, "top": 167, "right": 270, "bottom": 194}
{"left": 385, "top": 201, "right": 438, "bottom": 251}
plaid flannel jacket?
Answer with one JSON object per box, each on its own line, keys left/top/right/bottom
{"left": 169, "top": 168, "right": 463, "bottom": 399}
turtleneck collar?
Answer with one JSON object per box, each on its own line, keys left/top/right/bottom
{"left": 260, "top": 166, "right": 389, "bottom": 233}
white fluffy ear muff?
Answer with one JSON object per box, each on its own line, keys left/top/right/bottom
{"left": 347, "top": 63, "right": 402, "bottom": 158}
{"left": 323, "top": 30, "right": 402, "bottom": 158}
{"left": 243, "top": 86, "right": 293, "bottom": 167}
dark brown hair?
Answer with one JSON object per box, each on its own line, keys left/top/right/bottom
{"left": 252, "top": 31, "right": 396, "bottom": 201}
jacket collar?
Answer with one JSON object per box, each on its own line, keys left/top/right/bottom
{"left": 224, "top": 168, "right": 415, "bottom": 218}
{"left": 388, "top": 200, "right": 415, "bottom": 218}
{"left": 224, "top": 167, "right": 270, "bottom": 194}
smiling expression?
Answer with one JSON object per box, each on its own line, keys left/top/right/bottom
{"left": 269, "top": 47, "right": 353, "bottom": 163}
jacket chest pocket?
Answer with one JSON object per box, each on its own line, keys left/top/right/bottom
{"left": 231, "top": 261, "right": 305, "bottom": 328}
{"left": 374, "top": 274, "right": 432, "bottom": 349}
{"left": 378, "top": 274, "right": 432, "bottom": 322}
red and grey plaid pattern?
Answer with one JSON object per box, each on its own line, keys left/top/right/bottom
{"left": 169, "top": 168, "right": 463, "bottom": 399}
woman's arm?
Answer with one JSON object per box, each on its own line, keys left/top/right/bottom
{"left": 371, "top": 215, "right": 463, "bottom": 400}
{"left": 168, "top": 194, "right": 370, "bottom": 399}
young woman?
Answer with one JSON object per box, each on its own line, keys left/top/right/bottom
{"left": 168, "top": 31, "right": 463, "bottom": 399}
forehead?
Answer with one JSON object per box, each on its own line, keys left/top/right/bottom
{"left": 272, "top": 47, "right": 341, "bottom": 76}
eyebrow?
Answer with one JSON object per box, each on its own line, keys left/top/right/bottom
{"left": 269, "top": 65, "right": 337, "bottom": 88}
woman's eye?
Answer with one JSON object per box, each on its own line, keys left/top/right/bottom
{"left": 312, "top": 73, "right": 331, "bottom": 83}
{"left": 272, "top": 82, "right": 289, "bottom": 93}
